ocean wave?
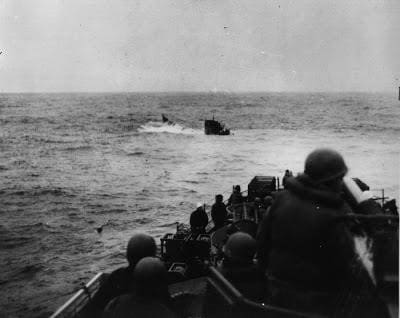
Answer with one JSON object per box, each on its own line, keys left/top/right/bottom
{"left": 19, "top": 135, "right": 74, "bottom": 144}
{"left": 1, "top": 263, "right": 45, "bottom": 285}
{"left": 0, "top": 227, "right": 32, "bottom": 249}
{"left": 0, "top": 116, "right": 57, "bottom": 125}
{"left": 107, "top": 208, "right": 128, "bottom": 214}
{"left": 12, "top": 159, "right": 29, "bottom": 167}
{"left": 0, "top": 236, "right": 32, "bottom": 249}
{"left": 60, "top": 145, "right": 93, "bottom": 152}
{"left": 196, "top": 171, "right": 210, "bottom": 175}
{"left": 183, "top": 189, "right": 197, "bottom": 194}
{"left": 138, "top": 121, "right": 202, "bottom": 135}
{"left": 16, "top": 222, "right": 53, "bottom": 232}
{"left": 132, "top": 217, "right": 153, "bottom": 225}
{"left": 35, "top": 188, "right": 71, "bottom": 196}
{"left": 1, "top": 186, "right": 76, "bottom": 199}
{"left": 137, "top": 207, "right": 151, "bottom": 212}
{"left": 181, "top": 180, "right": 202, "bottom": 184}
{"left": 126, "top": 151, "right": 145, "bottom": 156}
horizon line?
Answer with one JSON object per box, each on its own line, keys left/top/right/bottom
{"left": 0, "top": 89, "right": 396, "bottom": 94}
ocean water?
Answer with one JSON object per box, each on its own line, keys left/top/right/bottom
{"left": 0, "top": 92, "right": 399, "bottom": 317}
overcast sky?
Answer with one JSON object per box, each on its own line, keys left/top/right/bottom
{"left": 0, "top": 0, "right": 399, "bottom": 92}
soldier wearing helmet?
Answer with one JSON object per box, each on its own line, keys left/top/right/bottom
{"left": 204, "top": 232, "right": 265, "bottom": 316}
{"left": 228, "top": 185, "right": 244, "bottom": 206}
{"left": 223, "top": 232, "right": 257, "bottom": 265}
{"left": 282, "top": 169, "right": 293, "bottom": 189}
{"left": 210, "top": 194, "right": 228, "bottom": 232}
{"left": 104, "top": 257, "right": 178, "bottom": 318}
{"left": 304, "top": 148, "right": 348, "bottom": 192}
{"left": 190, "top": 203, "right": 209, "bottom": 235}
{"left": 84, "top": 233, "right": 157, "bottom": 317}
{"left": 256, "top": 148, "right": 388, "bottom": 317}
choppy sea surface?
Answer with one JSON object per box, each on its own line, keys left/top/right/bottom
{"left": 0, "top": 92, "right": 399, "bottom": 317}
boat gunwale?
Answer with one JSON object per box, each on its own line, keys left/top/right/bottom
{"left": 50, "top": 272, "right": 104, "bottom": 318}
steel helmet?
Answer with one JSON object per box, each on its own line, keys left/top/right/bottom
{"left": 304, "top": 148, "right": 348, "bottom": 184}
{"left": 263, "top": 196, "right": 273, "bottom": 205}
{"left": 126, "top": 233, "right": 156, "bottom": 267}
{"left": 224, "top": 232, "right": 256, "bottom": 263}
{"left": 254, "top": 197, "right": 262, "bottom": 203}
{"left": 133, "top": 257, "right": 168, "bottom": 295}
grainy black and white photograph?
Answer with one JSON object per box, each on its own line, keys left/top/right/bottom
{"left": 0, "top": 1, "right": 399, "bottom": 317}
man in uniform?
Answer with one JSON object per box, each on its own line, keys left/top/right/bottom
{"left": 84, "top": 233, "right": 157, "bottom": 317}
{"left": 104, "top": 257, "right": 178, "bottom": 318}
{"left": 190, "top": 203, "right": 209, "bottom": 234}
{"left": 210, "top": 194, "right": 228, "bottom": 232}
{"left": 257, "top": 148, "right": 389, "bottom": 318}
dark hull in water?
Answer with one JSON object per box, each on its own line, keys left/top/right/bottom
{"left": 50, "top": 176, "right": 399, "bottom": 318}
{"left": 204, "top": 119, "right": 230, "bottom": 135}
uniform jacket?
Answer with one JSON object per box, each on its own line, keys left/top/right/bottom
{"left": 211, "top": 202, "right": 227, "bottom": 228}
{"left": 257, "top": 174, "right": 361, "bottom": 291}
{"left": 190, "top": 208, "right": 209, "bottom": 232}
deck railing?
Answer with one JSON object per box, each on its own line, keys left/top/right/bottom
{"left": 50, "top": 272, "right": 105, "bottom": 318}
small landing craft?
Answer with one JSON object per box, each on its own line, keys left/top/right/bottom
{"left": 50, "top": 174, "right": 398, "bottom": 318}
{"left": 204, "top": 116, "right": 230, "bottom": 135}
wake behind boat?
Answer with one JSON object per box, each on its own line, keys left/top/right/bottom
{"left": 138, "top": 115, "right": 201, "bottom": 135}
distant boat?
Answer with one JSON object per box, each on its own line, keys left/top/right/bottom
{"left": 204, "top": 117, "right": 230, "bottom": 135}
